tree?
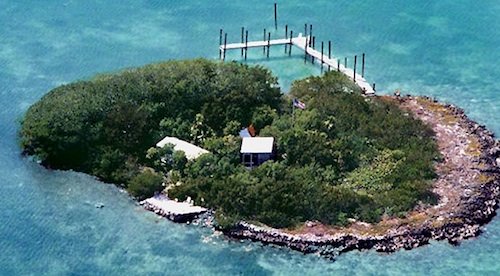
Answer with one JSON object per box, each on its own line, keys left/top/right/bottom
{"left": 251, "top": 106, "right": 278, "bottom": 133}
{"left": 127, "top": 170, "right": 164, "bottom": 200}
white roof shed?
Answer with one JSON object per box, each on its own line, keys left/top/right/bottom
{"left": 240, "top": 137, "right": 274, "bottom": 153}
{"left": 156, "top": 137, "right": 209, "bottom": 160}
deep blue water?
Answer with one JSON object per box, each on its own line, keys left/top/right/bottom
{"left": 1, "top": 0, "right": 499, "bottom": 274}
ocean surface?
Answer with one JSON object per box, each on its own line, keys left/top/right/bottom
{"left": 1, "top": 0, "right": 499, "bottom": 274}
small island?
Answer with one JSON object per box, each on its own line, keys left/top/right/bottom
{"left": 20, "top": 59, "right": 500, "bottom": 259}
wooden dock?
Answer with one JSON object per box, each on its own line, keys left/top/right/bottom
{"left": 219, "top": 33, "right": 375, "bottom": 95}
{"left": 140, "top": 194, "right": 207, "bottom": 223}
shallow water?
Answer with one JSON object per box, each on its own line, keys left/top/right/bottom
{"left": 1, "top": 0, "right": 499, "bottom": 274}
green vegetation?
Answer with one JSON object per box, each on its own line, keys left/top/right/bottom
{"left": 20, "top": 59, "right": 280, "bottom": 191}
{"left": 169, "top": 72, "right": 439, "bottom": 228}
{"left": 21, "top": 59, "right": 440, "bottom": 229}
{"left": 127, "top": 170, "right": 164, "bottom": 200}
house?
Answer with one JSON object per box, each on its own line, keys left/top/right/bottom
{"left": 156, "top": 136, "right": 209, "bottom": 160}
{"left": 239, "top": 124, "right": 256, "bottom": 138}
{"left": 239, "top": 128, "right": 251, "bottom": 138}
{"left": 240, "top": 137, "right": 275, "bottom": 168}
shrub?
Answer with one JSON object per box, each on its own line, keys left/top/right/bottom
{"left": 127, "top": 170, "right": 164, "bottom": 200}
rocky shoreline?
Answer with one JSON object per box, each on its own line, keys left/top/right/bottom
{"left": 221, "top": 96, "right": 500, "bottom": 259}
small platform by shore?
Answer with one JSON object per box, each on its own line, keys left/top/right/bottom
{"left": 140, "top": 194, "right": 207, "bottom": 223}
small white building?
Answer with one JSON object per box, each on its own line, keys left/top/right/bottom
{"left": 156, "top": 137, "right": 209, "bottom": 160}
{"left": 240, "top": 137, "right": 275, "bottom": 168}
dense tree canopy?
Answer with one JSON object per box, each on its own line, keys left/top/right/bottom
{"left": 169, "top": 71, "right": 440, "bottom": 228}
{"left": 21, "top": 60, "right": 439, "bottom": 229}
{"left": 21, "top": 59, "right": 281, "bottom": 184}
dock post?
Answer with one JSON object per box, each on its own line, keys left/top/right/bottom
{"left": 245, "top": 30, "right": 248, "bottom": 60}
{"left": 344, "top": 57, "right": 347, "bottom": 68}
{"left": 354, "top": 55, "right": 357, "bottom": 82}
{"left": 321, "top": 41, "right": 324, "bottom": 70}
{"left": 309, "top": 25, "right": 313, "bottom": 47}
{"left": 337, "top": 59, "right": 340, "bottom": 71}
{"left": 285, "top": 25, "right": 288, "bottom": 53}
{"left": 289, "top": 30, "right": 293, "bottom": 56}
{"left": 219, "top": 29, "right": 223, "bottom": 59}
{"left": 304, "top": 23, "right": 308, "bottom": 37}
{"left": 267, "top": 32, "right": 271, "bottom": 58}
{"left": 311, "top": 36, "right": 315, "bottom": 63}
{"left": 274, "top": 3, "right": 278, "bottom": 31}
{"left": 223, "top": 33, "right": 227, "bottom": 61}
{"left": 241, "top": 27, "right": 244, "bottom": 56}
{"left": 304, "top": 37, "right": 308, "bottom": 63}
{"left": 263, "top": 28, "right": 266, "bottom": 55}
{"left": 328, "top": 41, "right": 331, "bottom": 59}
{"left": 362, "top": 53, "right": 365, "bottom": 77}
{"left": 372, "top": 83, "right": 376, "bottom": 92}
{"left": 327, "top": 41, "right": 331, "bottom": 70}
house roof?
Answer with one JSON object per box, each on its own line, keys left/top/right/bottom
{"left": 240, "top": 137, "right": 274, "bottom": 153}
{"left": 156, "top": 137, "right": 209, "bottom": 160}
{"left": 239, "top": 128, "right": 251, "bottom": 138}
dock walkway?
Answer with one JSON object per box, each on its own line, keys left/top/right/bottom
{"left": 140, "top": 194, "right": 207, "bottom": 223}
{"left": 219, "top": 34, "right": 374, "bottom": 95}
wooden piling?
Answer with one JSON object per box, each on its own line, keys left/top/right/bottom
{"left": 372, "top": 83, "right": 376, "bottom": 91}
{"left": 219, "top": 29, "right": 223, "bottom": 59}
{"left": 241, "top": 27, "right": 244, "bottom": 56}
{"left": 274, "top": 3, "right": 278, "bottom": 30}
{"left": 304, "top": 23, "right": 308, "bottom": 37}
{"left": 244, "top": 30, "right": 248, "bottom": 60}
{"left": 337, "top": 59, "right": 340, "bottom": 71}
{"left": 285, "top": 25, "right": 288, "bottom": 53}
{"left": 223, "top": 33, "right": 227, "bottom": 61}
{"left": 309, "top": 25, "right": 313, "bottom": 47}
{"left": 328, "top": 41, "right": 331, "bottom": 71}
{"left": 311, "top": 36, "right": 315, "bottom": 63}
{"left": 263, "top": 28, "right": 266, "bottom": 55}
{"left": 321, "top": 41, "right": 324, "bottom": 66}
{"left": 267, "top": 32, "right": 271, "bottom": 58}
{"left": 289, "top": 30, "right": 293, "bottom": 56}
{"left": 344, "top": 57, "right": 347, "bottom": 68}
{"left": 328, "top": 41, "right": 331, "bottom": 59}
{"left": 362, "top": 53, "right": 365, "bottom": 77}
{"left": 354, "top": 55, "right": 357, "bottom": 82}
{"left": 304, "top": 37, "right": 308, "bottom": 63}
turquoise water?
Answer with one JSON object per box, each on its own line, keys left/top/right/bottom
{"left": 1, "top": 0, "right": 499, "bottom": 274}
